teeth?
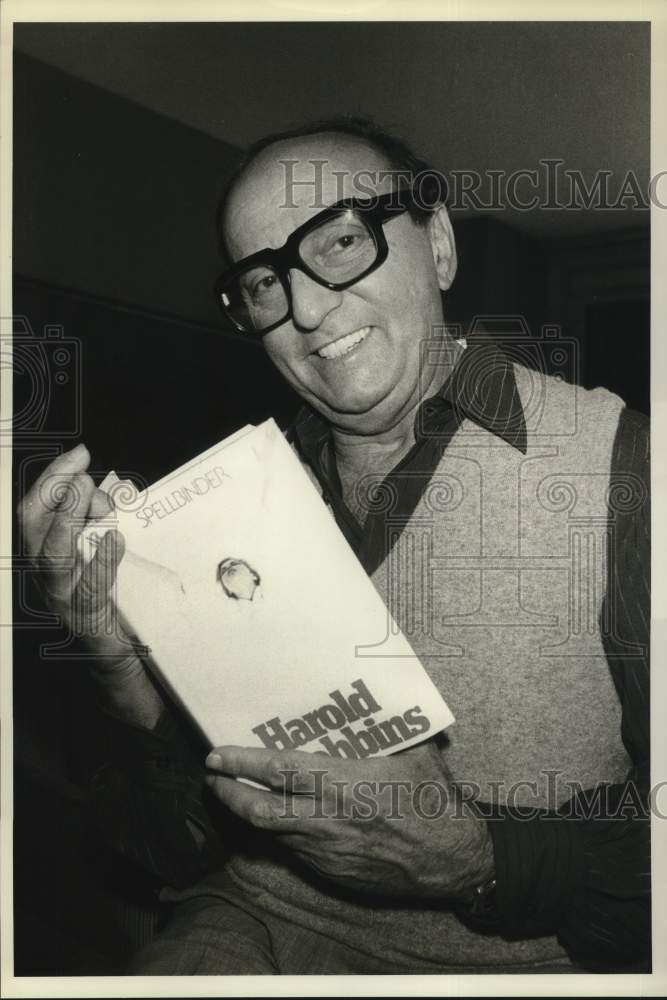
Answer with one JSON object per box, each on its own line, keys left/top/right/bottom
{"left": 317, "top": 326, "right": 371, "bottom": 360}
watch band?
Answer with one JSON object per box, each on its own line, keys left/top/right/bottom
{"left": 454, "top": 876, "right": 502, "bottom": 933}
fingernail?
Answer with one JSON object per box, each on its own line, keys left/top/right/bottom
{"left": 206, "top": 752, "right": 223, "bottom": 770}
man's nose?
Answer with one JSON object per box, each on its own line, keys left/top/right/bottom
{"left": 288, "top": 268, "right": 343, "bottom": 332}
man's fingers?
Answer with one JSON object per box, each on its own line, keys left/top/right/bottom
{"left": 75, "top": 529, "right": 126, "bottom": 618}
{"left": 18, "top": 444, "right": 91, "bottom": 557}
{"left": 40, "top": 471, "right": 96, "bottom": 579}
{"left": 205, "top": 746, "right": 345, "bottom": 795}
{"left": 394, "top": 738, "right": 453, "bottom": 783}
{"left": 205, "top": 774, "right": 324, "bottom": 833}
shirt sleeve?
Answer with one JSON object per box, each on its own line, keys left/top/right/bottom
{"left": 87, "top": 702, "right": 226, "bottom": 889}
{"left": 481, "top": 407, "right": 650, "bottom": 970}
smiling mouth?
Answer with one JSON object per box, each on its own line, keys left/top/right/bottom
{"left": 315, "top": 326, "right": 372, "bottom": 360}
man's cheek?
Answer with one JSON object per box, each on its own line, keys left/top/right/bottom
{"left": 269, "top": 353, "right": 319, "bottom": 399}
{"left": 264, "top": 341, "right": 301, "bottom": 380}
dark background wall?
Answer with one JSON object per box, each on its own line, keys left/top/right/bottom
{"left": 12, "top": 25, "right": 650, "bottom": 973}
{"left": 14, "top": 21, "right": 650, "bottom": 241}
{"left": 12, "top": 39, "right": 650, "bottom": 484}
{"left": 14, "top": 51, "right": 230, "bottom": 326}
{"left": 13, "top": 52, "right": 303, "bottom": 974}
{"left": 13, "top": 53, "right": 301, "bottom": 477}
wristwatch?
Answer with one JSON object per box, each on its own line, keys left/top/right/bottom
{"left": 454, "top": 876, "right": 501, "bottom": 932}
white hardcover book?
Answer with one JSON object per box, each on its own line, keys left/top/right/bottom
{"left": 79, "top": 418, "right": 454, "bottom": 757}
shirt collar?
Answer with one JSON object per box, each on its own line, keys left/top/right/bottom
{"left": 443, "top": 335, "right": 528, "bottom": 453}
{"left": 289, "top": 334, "right": 528, "bottom": 466}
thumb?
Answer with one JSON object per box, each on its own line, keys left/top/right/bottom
{"left": 89, "top": 486, "right": 115, "bottom": 519}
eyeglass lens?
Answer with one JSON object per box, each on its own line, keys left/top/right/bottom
{"left": 220, "top": 209, "right": 379, "bottom": 333}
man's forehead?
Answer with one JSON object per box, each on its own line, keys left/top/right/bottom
{"left": 245, "top": 134, "right": 392, "bottom": 203}
{"left": 223, "top": 133, "right": 395, "bottom": 256}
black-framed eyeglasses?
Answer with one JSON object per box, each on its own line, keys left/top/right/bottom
{"left": 214, "top": 188, "right": 413, "bottom": 337}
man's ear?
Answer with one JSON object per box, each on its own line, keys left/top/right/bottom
{"left": 428, "top": 204, "right": 457, "bottom": 291}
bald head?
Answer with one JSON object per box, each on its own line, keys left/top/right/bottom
{"left": 217, "top": 116, "right": 448, "bottom": 263}
{"left": 222, "top": 132, "right": 400, "bottom": 264}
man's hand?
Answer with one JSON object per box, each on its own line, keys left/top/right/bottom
{"left": 17, "top": 444, "right": 130, "bottom": 660}
{"left": 17, "top": 445, "right": 165, "bottom": 728}
{"left": 205, "top": 741, "right": 495, "bottom": 900}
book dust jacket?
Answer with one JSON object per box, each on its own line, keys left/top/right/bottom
{"left": 79, "top": 419, "right": 454, "bottom": 756}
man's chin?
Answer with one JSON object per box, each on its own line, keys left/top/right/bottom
{"left": 315, "top": 390, "right": 413, "bottom": 435}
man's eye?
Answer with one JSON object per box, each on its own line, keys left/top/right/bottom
{"left": 253, "top": 274, "right": 277, "bottom": 294}
{"left": 244, "top": 272, "right": 278, "bottom": 300}
{"left": 319, "top": 230, "right": 368, "bottom": 259}
{"left": 336, "top": 234, "right": 360, "bottom": 250}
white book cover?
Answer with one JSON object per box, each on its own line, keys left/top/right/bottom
{"left": 79, "top": 419, "right": 454, "bottom": 757}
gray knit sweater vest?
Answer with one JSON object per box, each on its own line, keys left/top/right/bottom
{"left": 213, "top": 364, "right": 631, "bottom": 971}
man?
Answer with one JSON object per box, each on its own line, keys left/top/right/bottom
{"left": 18, "top": 118, "right": 650, "bottom": 974}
